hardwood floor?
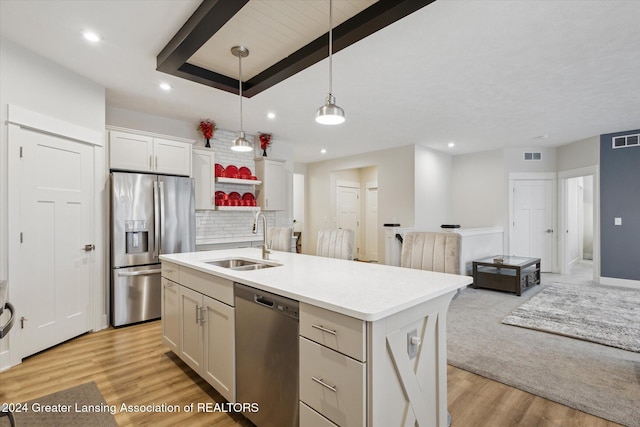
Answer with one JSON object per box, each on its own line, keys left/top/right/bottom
{"left": 0, "top": 321, "right": 620, "bottom": 427}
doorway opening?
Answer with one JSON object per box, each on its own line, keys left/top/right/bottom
{"left": 334, "top": 166, "right": 378, "bottom": 262}
{"left": 559, "top": 168, "right": 598, "bottom": 283}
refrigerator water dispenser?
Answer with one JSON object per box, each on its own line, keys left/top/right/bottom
{"left": 125, "top": 220, "right": 148, "bottom": 254}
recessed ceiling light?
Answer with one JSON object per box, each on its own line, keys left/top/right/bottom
{"left": 320, "top": 149, "right": 327, "bottom": 154}
{"left": 448, "top": 142, "right": 455, "bottom": 148}
{"left": 82, "top": 31, "right": 101, "bottom": 43}
{"left": 267, "top": 112, "right": 276, "bottom": 120}
{"left": 159, "top": 82, "right": 171, "bottom": 91}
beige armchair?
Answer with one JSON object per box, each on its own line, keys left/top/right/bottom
{"left": 267, "top": 227, "right": 294, "bottom": 252}
{"left": 317, "top": 229, "right": 355, "bottom": 260}
{"left": 400, "top": 231, "right": 461, "bottom": 274}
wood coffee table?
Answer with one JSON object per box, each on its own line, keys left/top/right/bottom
{"left": 472, "top": 255, "right": 540, "bottom": 296}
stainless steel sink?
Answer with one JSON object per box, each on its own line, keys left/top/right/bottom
{"left": 204, "top": 258, "right": 281, "bottom": 271}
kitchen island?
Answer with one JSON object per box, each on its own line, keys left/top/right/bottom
{"left": 160, "top": 247, "right": 472, "bottom": 427}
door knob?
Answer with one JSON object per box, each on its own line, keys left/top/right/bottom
{"left": 84, "top": 244, "right": 96, "bottom": 251}
{"left": 545, "top": 229, "right": 554, "bottom": 233}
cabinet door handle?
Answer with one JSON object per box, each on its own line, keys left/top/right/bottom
{"left": 155, "top": 156, "right": 158, "bottom": 169}
{"left": 311, "top": 324, "right": 337, "bottom": 336}
{"left": 200, "top": 306, "right": 206, "bottom": 325}
{"left": 149, "top": 155, "right": 153, "bottom": 169}
{"left": 195, "top": 305, "right": 200, "bottom": 324}
{"left": 311, "top": 376, "right": 337, "bottom": 393}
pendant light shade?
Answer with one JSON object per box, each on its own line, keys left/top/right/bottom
{"left": 316, "top": 0, "right": 345, "bottom": 125}
{"left": 232, "top": 131, "right": 252, "bottom": 152}
{"left": 316, "top": 94, "right": 345, "bottom": 125}
{"left": 231, "top": 46, "right": 253, "bottom": 152}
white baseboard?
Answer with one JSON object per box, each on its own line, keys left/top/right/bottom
{"left": 599, "top": 276, "right": 640, "bottom": 290}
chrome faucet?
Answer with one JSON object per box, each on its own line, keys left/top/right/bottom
{"left": 253, "top": 211, "right": 271, "bottom": 260}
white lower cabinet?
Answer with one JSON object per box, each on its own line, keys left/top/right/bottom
{"left": 301, "top": 402, "right": 339, "bottom": 427}
{"left": 179, "top": 286, "right": 205, "bottom": 373}
{"left": 161, "top": 278, "right": 180, "bottom": 354}
{"left": 162, "top": 265, "right": 236, "bottom": 403}
{"left": 300, "top": 337, "right": 366, "bottom": 427}
{"left": 202, "top": 296, "right": 235, "bottom": 400}
{"left": 300, "top": 303, "right": 367, "bottom": 427}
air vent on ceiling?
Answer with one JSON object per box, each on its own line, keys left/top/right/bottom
{"left": 612, "top": 134, "right": 639, "bottom": 149}
{"left": 524, "top": 152, "right": 542, "bottom": 161}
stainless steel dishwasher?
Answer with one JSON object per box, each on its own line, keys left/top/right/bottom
{"left": 235, "top": 283, "right": 299, "bottom": 427}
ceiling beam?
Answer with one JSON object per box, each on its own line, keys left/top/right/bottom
{"left": 157, "top": 0, "right": 436, "bottom": 97}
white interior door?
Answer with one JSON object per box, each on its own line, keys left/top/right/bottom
{"left": 511, "top": 179, "right": 554, "bottom": 272}
{"left": 11, "top": 125, "right": 94, "bottom": 358}
{"left": 366, "top": 186, "right": 379, "bottom": 262}
{"left": 337, "top": 185, "right": 360, "bottom": 258}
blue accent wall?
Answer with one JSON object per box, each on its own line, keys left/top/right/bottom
{"left": 600, "top": 129, "right": 640, "bottom": 280}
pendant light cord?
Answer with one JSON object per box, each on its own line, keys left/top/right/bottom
{"left": 328, "top": 0, "right": 333, "bottom": 96}
{"left": 238, "top": 53, "right": 243, "bottom": 132}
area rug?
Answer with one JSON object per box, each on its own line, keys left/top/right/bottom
{"left": 447, "top": 282, "right": 640, "bottom": 427}
{"left": 8, "top": 382, "right": 118, "bottom": 427}
{"left": 502, "top": 282, "right": 640, "bottom": 352}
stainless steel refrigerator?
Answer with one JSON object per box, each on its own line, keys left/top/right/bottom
{"left": 110, "top": 172, "right": 195, "bottom": 327}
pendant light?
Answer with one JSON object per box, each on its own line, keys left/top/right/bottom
{"left": 315, "top": 0, "right": 345, "bottom": 125}
{"left": 231, "top": 46, "right": 253, "bottom": 152}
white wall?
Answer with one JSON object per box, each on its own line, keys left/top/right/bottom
{"left": 451, "top": 149, "right": 504, "bottom": 228}
{"left": 414, "top": 145, "right": 453, "bottom": 230}
{"left": 306, "top": 145, "right": 415, "bottom": 263}
{"left": 557, "top": 136, "right": 599, "bottom": 172}
{"left": 503, "top": 146, "right": 558, "bottom": 174}
{"left": 0, "top": 37, "right": 106, "bottom": 368}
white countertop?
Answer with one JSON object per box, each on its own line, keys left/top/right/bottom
{"left": 160, "top": 248, "right": 472, "bottom": 321}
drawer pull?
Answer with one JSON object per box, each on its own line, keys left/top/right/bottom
{"left": 311, "top": 324, "right": 337, "bottom": 336}
{"left": 311, "top": 376, "right": 337, "bottom": 393}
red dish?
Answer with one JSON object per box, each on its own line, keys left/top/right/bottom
{"left": 215, "top": 164, "right": 225, "bottom": 177}
{"left": 249, "top": 175, "right": 258, "bottom": 180}
{"left": 239, "top": 166, "right": 252, "bottom": 178}
{"left": 225, "top": 165, "right": 239, "bottom": 178}
{"left": 228, "top": 192, "right": 242, "bottom": 200}
{"left": 242, "top": 192, "right": 255, "bottom": 201}
{"left": 215, "top": 191, "right": 227, "bottom": 199}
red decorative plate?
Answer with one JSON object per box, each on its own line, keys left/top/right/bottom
{"left": 228, "top": 191, "right": 242, "bottom": 200}
{"left": 225, "top": 165, "right": 239, "bottom": 178}
{"left": 215, "top": 191, "right": 227, "bottom": 199}
{"left": 239, "top": 166, "right": 252, "bottom": 178}
{"left": 241, "top": 192, "right": 255, "bottom": 201}
{"left": 215, "top": 164, "right": 225, "bottom": 177}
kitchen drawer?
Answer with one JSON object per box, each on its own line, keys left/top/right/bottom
{"left": 300, "top": 402, "right": 338, "bottom": 427}
{"left": 300, "top": 337, "right": 366, "bottom": 427}
{"left": 161, "top": 261, "right": 180, "bottom": 282}
{"left": 180, "top": 266, "right": 234, "bottom": 306}
{"left": 300, "top": 303, "right": 366, "bottom": 362}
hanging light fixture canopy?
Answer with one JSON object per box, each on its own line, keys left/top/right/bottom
{"left": 231, "top": 46, "right": 253, "bottom": 152}
{"left": 316, "top": 0, "right": 345, "bottom": 125}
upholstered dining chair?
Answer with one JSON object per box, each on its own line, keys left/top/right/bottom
{"left": 267, "top": 227, "right": 294, "bottom": 252}
{"left": 400, "top": 231, "right": 461, "bottom": 274}
{"left": 316, "top": 229, "right": 355, "bottom": 260}
{"left": 400, "top": 231, "right": 460, "bottom": 427}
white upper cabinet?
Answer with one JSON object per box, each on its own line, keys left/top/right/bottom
{"left": 109, "top": 129, "right": 192, "bottom": 176}
{"left": 109, "top": 131, "right": 153, "bottom": 172}
{"left": 255, "top": 158, "right": 285, "bottom": 211}
{"left": 153, "top": 137, "right": 192, "bottom": 176}
{"left": 192, "top": 148, "right": 215, "bottom": 210}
